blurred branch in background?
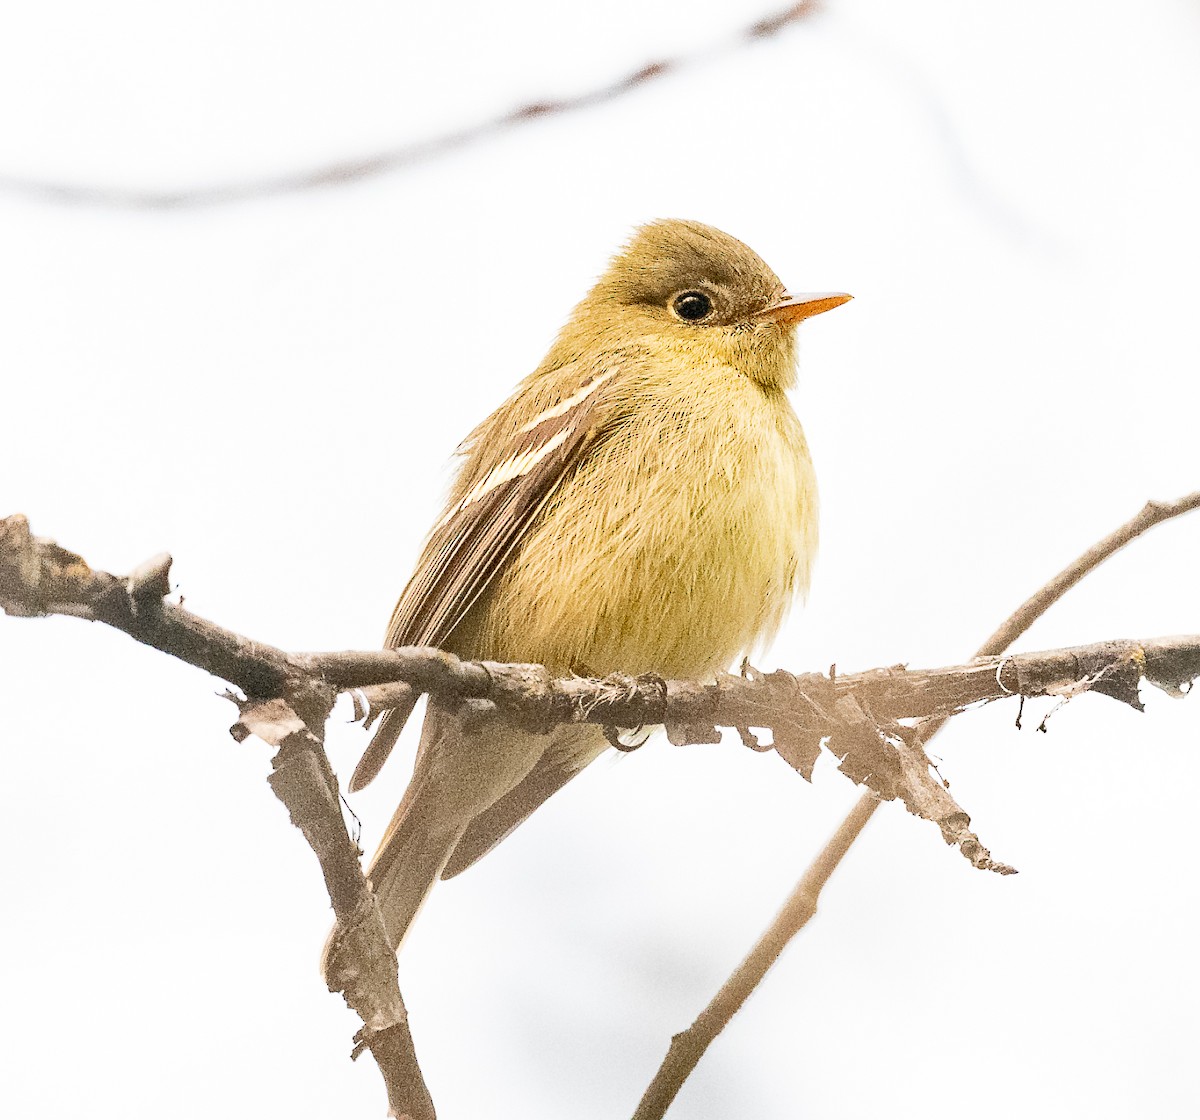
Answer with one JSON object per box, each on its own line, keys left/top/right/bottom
{"left": 633, "top": 489, "right": 1200, "bottom": 1120}
{"left": 0, "top": 2, "right": 822, "bottom": 210}
{"left": 2, "top": 494, "right": 1198, "bottom": 1117}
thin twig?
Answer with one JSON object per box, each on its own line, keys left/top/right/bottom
{"left": 0, "top": 3, "right": 821, "bottom": 210}
{"left": 630, "top": 489, "right": 1200, "bottom": 1120}
{"left": 973, "top": 493, "right": 1200, "bottom": 658}
{"left": 632, "top": 795, "right": 878, "bottom": 1120}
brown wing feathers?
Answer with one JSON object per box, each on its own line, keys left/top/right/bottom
{"left": 349, "top": 367, "right": 616, "bottom": 792}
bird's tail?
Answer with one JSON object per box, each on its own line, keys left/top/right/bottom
{"left": 322, "top": 701, "right": 545, "bottom": 986}
{"left": 441, "top": 723, "right": 608, "bottom": 878}
{"left": 320, "top": 772, "right": 466, "bottom": 984}
{"left": 371, "top": 803, "right": 465, "bottom": 952}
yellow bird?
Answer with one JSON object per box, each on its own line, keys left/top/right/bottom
{"left": 326, "top": 219, "right": 849, "bottom": 976}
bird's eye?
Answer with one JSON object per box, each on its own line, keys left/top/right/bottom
{"left": 671, "top": 291, "right": 713, "bottom": 322}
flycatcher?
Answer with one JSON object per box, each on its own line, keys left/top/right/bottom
{"left": 324, "top": 219, "right": 849, "bottom": 978}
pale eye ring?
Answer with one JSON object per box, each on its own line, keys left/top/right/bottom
{"left": 671, "top": 290, "right": 713, "bottom": 322}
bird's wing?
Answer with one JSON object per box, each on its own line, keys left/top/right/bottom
{"left": 385, "top": 385, "right": 608, "bottom": 648}
{"left": 350, "top": 363, "right": 618, "bottom": 791}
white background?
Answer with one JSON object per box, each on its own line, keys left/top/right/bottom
{"left": 2, "top": 2, "right": 1198, "bottom": 1118}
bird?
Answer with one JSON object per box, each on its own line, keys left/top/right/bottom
{"left": 323, "top": 219, "right": 849, "bottom": 980}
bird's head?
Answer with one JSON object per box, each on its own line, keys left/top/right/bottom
{"left": 563, "top": 218, "right": 850, "bottom": 391}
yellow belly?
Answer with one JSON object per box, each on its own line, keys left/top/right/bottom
{"left": 473, "top": 363, "right": 818, "bottom": 680}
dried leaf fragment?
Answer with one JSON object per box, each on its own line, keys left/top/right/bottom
{"left": 771, "top": 719, "right": 824, "bottom": 780}
{"left": 822, "top": 695, "right": 1015, "bottom": 874}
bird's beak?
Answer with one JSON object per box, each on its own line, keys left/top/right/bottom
{"left": 759, "top": 291, "right": 853, "bottom": 326}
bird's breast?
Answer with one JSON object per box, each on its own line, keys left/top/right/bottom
{"left": 476, "top": 361, "right": 818, "bottom": 680}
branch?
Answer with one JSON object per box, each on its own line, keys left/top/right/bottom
{"left": 0, "top": 3, "right": 821, "bottom": 209}
{"left": 0, "top": 515, "right": 435, "bottom": 1119}
{"left": 317, "top": 636, "right": 1200, "bottom": 728}
{"left": 631, "top": 489, "right": 1200, "bottom": 1120}
{"left": 4, "top": 500, "right": 1197, "bottom": 1116}
{"left": 234, "top": 693, "right": 435, "bottom": 1120}
{"left": 3, "top": 509, "right": 1197, "bottom": 879}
